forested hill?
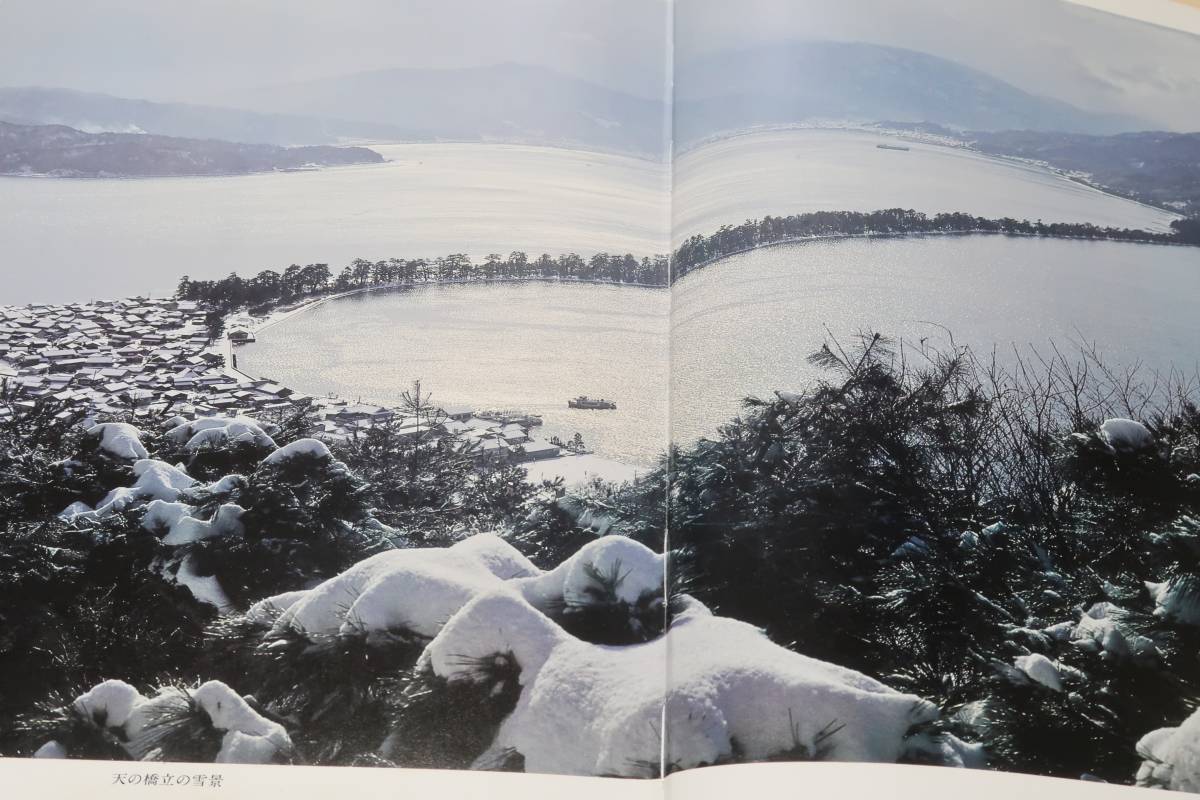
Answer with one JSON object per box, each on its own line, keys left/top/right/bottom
{"left": 0, "top": 86, "right": 412, "bottom": 147}
{"left": 969, "top": 130, "right": 1200, "bottom": 216}
{"left": 0, "top": 121, "right": 383, "bottom": 178}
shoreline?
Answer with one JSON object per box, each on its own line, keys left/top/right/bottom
{"left": 0, "top": 138, "right": 665, "bottom": 184}
{"left": 672, "top": 226, "right": 1192, "bottom": 283}
{"left": 0, "top": 158, "right": 383, "bottom": 183}
{"left": 9, "top": 205, "right": 1191, "bottom": 487}
{"left": 0, "top": 292, "right": 645, "bottom": 489}
{"left": 222, "top": 280, "right": 657, "bottom": 484}
{"left": 225, "top": 274, "right": 667, "bottom": 362}
{"left": 675, "top": 124, "right": 1187, "bottom": 221}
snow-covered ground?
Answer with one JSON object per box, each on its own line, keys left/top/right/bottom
{"left": 522, "top": 453, "right": 643, "bottom": 486}
{"left": 419, "top": 588, "right": 958, "bottom": 775}
{"left": 52, "top": 416, "right": 957, "bottom": 772}
{"left": 38, "top": 679, "right": 292, "bottom": 764}
{"left": 42, "top": 412, "right": 1185, "bottom": 779}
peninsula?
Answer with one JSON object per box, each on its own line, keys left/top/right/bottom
{"left": 0, "top": 120, "right": 383, "bottom": 178}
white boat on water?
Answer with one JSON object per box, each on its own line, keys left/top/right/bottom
{"left": 568, "top": 395, "right": 616, "bottom": 410}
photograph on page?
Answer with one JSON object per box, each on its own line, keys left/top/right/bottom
{"left": 0, "top": 0, "right": 1199, "bottom": 795}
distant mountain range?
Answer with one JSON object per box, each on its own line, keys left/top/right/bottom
{"left": 0, "top": 87, "right": 410, "bottom": 147}
{"left": 0, "top": 44, "right": 1167, "bottom": 161}
{"left": 0, "top": 64, "right": 667, "bottom": 158}
{"left": 0, "top": 121, "right": 383, "bottom": 178}
{"left": 673, "top": 41, "right": 1147, "bottom": 150}
{"left": 220, "top": 62, "right": 667, "bottom": 158}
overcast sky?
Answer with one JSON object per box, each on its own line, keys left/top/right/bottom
{"left": 0, "top": 0, "right": 671, "bottom": 100}
{"left": 676, "top": 0, "right": 1200, "bottom": 130}
{"left": 1, "top": 0, "right": 1198, "bottom": 130}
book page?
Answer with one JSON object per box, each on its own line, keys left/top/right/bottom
{"left": 0, "top": 0, "right": 676, "bottom": 784}
{"left": 667, "top": 0, "right": 1200, "bottom": 792}
{"left": 2, "top": 0, "right": 1200, "bottom": 797}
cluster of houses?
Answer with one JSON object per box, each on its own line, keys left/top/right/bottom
{"left": 312, "top": 401, "right": 563, "bottom": 463}
{"left": 0, "top": 296, "right": 565, "bottom": 466}
{"left": 454, "top": 417, "right": 563, "bottom": 463}
{"left": 0, "top": 298, "right": 312, "bottom": 425}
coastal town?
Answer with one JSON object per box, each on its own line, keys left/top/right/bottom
{"left": 0, "top": 295, "right": 634, "bottom": 484}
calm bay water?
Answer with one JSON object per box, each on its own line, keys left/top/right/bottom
{"left": 242, "top": 236, "right": 1199, "bottom": 462}
{"left": 673, "top": 129, "right": 1180, "bottom": 246}
{"left": 0, "top": 143, "right": 669, "bottom": 305}
{"left": 4, "top": 131, "right": 1176, "bottom": 307}
{"left": 239, "top": 281, "right": 669, "bottom": 467}
{"left": 671, "top": 236, "right": 1200, "bottom": 445}
{"left": 6, "top": 132, "right": 1192, "bottom": 463}
{"left": 3, "top": 131, "right": 1179, "bottom": 306}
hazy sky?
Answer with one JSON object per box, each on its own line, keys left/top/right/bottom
{"left": 0, "top": 0, "right": 670, "bottom": 100}
{"left": 1, "top": 0, "right": 1198, "bottom": 130}
{"left": 677, "top": 0, "right": 1200, "bottom": 130}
